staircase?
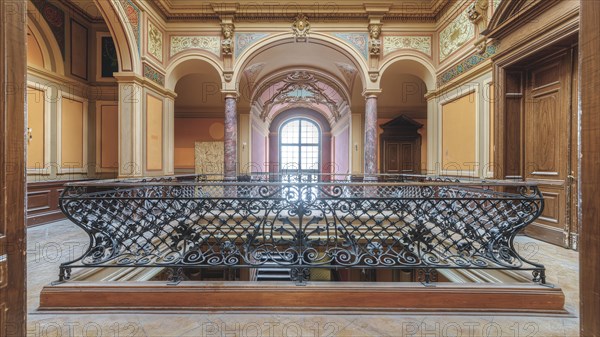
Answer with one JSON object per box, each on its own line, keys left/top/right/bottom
{"left": 253, "top": 256, "right": 293, "bottom": 281}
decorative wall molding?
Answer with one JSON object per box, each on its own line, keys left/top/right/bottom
{"left": 437, "top": 42, "right": 499, "bottom": 86}
{"left": 332, "top": 33, "right": 369, "bottom": 60}
{"left": 147, "top": 20, "right": 163, "bottom": 62}
{"left": 143, "top": 63, "right": 165, "bottom": 86}
{"left": 117, "top": 0, "right": 141, "bottom": 54}
{"left": 439, "top": 11, "right": 475, "bottom": 62}
{"left": 234, "top": 33, "right": 269, "bottom": 58}
{"left": 383, "top": 35, "right": 432, "bottom": 56}
{"left": 170, "top": 35, "right": 220, "bottom": 57}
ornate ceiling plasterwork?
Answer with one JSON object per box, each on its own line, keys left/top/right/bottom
{"left": 334, "top": 62, "right": 358, "bottom": 89}
{"left": 170, "top": 36, "right": 220, "bottom": 57}
{"left": 255, "top": 71, "right": 348, "bottom": 123}
{"left": 383, "top": 36, "right": 432, "bottom": 57}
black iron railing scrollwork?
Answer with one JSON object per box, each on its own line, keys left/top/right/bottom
{"left": 56, "top": 173, "right": 546, "bottom": 285}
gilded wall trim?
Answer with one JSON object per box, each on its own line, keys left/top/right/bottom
{"left": 439, "top": 11, "right": 475, "bottom": 62}
{"left": 143, "top": 63, "right": 165, "bottom": 86}
{"left": 383, "top": 35, "right": 432, "bottom": 57}
{"left": 147, "top": 20, "right": 163, "bottom": 62}
{"left": 170, "top": 35, "right": 220, "bottom": 57}
{"left": 437, "top": 41, "right": 498, "bottom": 86}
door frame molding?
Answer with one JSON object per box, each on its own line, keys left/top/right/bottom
{"left": 0, "top": 0, "right": 27, "bottom": 335}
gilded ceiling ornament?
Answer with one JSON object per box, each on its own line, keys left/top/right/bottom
{"left": 292, "top": 14, "right": 310, "bottom": 41}
{"left": 221, "top": 23, "right": 234, "bottom": 56}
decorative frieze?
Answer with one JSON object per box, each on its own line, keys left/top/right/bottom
{"left": 147, "top": 20, "right": 163, "bottom": 61}
{"left": 332, "top": 33, "right": 369, "bottom": 60}
{"left": 170, "top": 36, "right": 220, "bottom": 57}
{"left": 383, "top": 36, "right": 432, "bottom": 56}
{"left": 143, "top": 63, "right": 165, "bottom": 86}
{"left": 437, "top": 42, "right": 499, "bottom": 86}
{"left": 439, "top": 11, "right": 475, "bottom": 62}
{"left": 234, "top": 33, "right": 269, "bottom": 58}
{"left": 117, "top": 0, "right": 141, "bottom": 53}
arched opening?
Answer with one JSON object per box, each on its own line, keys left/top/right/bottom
{"left": 378, "top": 57, "right": 436, "bottom": 174}
{"left": 169, "top": 58, "right": 225, "bottom": 175}
{"left": 279, "top": 117, "right": 321, "bottom": 175}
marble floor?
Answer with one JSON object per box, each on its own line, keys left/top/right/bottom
{"left": 26, "top": 220, "right": 579, "bottom": 337}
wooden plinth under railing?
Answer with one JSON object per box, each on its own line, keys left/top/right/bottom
{"left": 39, "top": 281, "right": 566, "bottom": 313}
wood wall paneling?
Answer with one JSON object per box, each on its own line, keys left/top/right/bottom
{"left": 579, "top": 0, "right": 600, "bottom": 334}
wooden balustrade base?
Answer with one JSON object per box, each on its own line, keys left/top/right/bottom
{"left": 39, "top": 281, "right": 566, "bottom": 313}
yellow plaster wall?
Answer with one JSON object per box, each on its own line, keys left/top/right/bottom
{"left": 146, "top": 94, "right": 164, "bottom": 171}
{"left": 441, "top": 92, "right": 476, "bottom": 172}
{"left": 27, "top": 88, "right": 45, "bottom": 169}
{"left": 27, "top": 28, "right": 44, "bottom": 68}
{"left": 61, "top": 97, "right": 84, "bottom": 168}
{"left": 100, "top": 105, "right": 119, "bottom": 169}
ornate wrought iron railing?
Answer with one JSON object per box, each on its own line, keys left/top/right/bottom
{"left": 57, "top": 174, "right": 546, "bottom": 285}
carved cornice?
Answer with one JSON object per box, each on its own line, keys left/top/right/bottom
{"left": 148, "top": 0, "right": 452, "bottom": 22}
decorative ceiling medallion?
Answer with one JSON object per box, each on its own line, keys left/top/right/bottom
{"left": 383, "top": 36, "right": 432, "bottom": 56}
{"left": 147, "top": 20, "right": 163, "bottom": 61}
{"left": 332, "top": 33, "right": 369, "bottom": 60}
{"left": 262, "top": 71, "right": 340, "bottom": 121}
{"left": 439, "top": 11, "right": 475, "bottom": 62}
{"left": 234, "top": 33, "right": 269, "bottom": 58}
{"left": 170, "top": 36, "right": 220, "bottom": 57}
{"left": 292, "top": 14, "right": 310, "bottom": 41}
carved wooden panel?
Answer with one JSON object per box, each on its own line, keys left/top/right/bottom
{"left": 523, "top": 51, "right": 573, "bottom": 247}
{"left": 385, "top": 143, "right": 399, "bottom": 173}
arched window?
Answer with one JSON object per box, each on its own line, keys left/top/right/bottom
{"left": 279, "top": 118, "right": 321, "bottom": 174}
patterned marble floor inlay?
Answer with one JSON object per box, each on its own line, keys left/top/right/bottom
{"left": 27, "top": 220, "right": 579, "bottom": 337}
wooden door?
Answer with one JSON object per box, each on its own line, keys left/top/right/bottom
{"left": 522, "top": 50, "right": 575, "bottom": 247}
{"left": 383, "top": 140, "right": 419, "bottom": 174}
{"left": 0, "top": 1, "right": 27, "bottom": 336}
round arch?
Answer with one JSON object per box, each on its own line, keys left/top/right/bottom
{"left": 379, "top": 54, "right": 437, "bottom": 91}
{"left": 165, "top": 52, "right": 225, "bottom": 91}
{"left": 26, "top": 3, "right": 65, "bottom": 74}
{"left": 94, "top": 0, "right": 141, "bottom": 74}
{"left": 268, "top": 107, "right": 332, "bottom": 174}
{"left": 231, "top": 32, "right": 370, "bottom": 90}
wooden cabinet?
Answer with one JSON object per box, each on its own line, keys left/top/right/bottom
{"left": 379, "top": 115, "right": 422, "bottom": 174}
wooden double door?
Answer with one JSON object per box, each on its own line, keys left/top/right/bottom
{"left": 503, "top": 45, "right": 578, "bottom": 248}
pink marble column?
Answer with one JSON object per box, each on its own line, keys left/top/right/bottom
{"left": 224, "top": 94, "right": 238, "bottom": 180}
{"left": 364, "top": 94, "right": 378, "bottom": 179}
